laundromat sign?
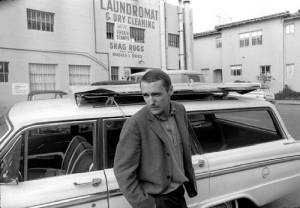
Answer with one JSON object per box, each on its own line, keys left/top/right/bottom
{"left": 100, "top": 0, "right": 159, "bottom": 58}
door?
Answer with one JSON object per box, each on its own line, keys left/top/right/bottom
{"left": 0, "top": 120, "right": 108, "bottom": 208}
{"left": 213, "top": 69, "right": 223, "bottom": 83}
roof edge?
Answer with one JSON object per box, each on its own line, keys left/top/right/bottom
{"left": 215, "top": 11, "right": 290, "bottom": 30}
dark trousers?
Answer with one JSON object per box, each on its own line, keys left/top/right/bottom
{"left": 153, "top": 186, "right": 187, "bottom": 208}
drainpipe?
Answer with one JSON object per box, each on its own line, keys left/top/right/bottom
{"left": 178, "top": 0, "right": 185, "bottom": 70}
{"left": 160, "top": 0, "right": 167, "bottom": 71}
{"left": 183, "top": 0, "right": 193, "bottom": 71}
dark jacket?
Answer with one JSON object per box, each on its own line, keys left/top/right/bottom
{"left": 114, "top": 101, "right": 197, "bottom": 208}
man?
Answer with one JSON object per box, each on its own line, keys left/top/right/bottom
{"left": 114, "top": 69, "right": 197, "bottom": 208}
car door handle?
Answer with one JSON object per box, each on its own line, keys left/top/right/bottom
{"left": 74, "top": 178, "right": 102, "bottom": 187}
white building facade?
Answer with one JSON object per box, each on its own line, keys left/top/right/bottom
{"left": 0, "top": 0, "right": 192, "bottom": 109}
{"left": 194, "top": 12, "right": 300, "bottom": 93}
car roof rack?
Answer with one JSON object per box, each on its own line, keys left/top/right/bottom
{"left": 70, "top": 82, "right": 260, "bottom": 107}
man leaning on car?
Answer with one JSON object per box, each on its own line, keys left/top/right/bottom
{"left": 114, "top": 69, "right": 197, "bottom": 208}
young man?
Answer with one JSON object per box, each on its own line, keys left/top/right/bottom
{"left": 114, "top": 69, "right": 197, "bottom": 208}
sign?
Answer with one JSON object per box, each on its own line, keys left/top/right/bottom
{"left": 12, "top": 83, "right": 29, "bottom": 95}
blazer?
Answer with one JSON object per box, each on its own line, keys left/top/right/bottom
{"left": 113, "top": 101, "right": 197, "bottom": 208}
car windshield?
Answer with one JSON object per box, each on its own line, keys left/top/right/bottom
{"left": 0, "top": 115, "right": 9, "bottom": 139}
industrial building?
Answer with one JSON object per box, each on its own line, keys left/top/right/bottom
{"left": 0, "top": 0, "right": 194, "bottom": 109}
{"left": 194, "top": 11, "right": 300, "bottom": 93}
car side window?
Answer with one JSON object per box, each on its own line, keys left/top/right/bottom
{"left": 188, "top": 109, "right": 282, "bottom": 153}
{"left": 0, "top": 121, "right": 96, "bottom": 182}
{"left": 103, "top": 118, "right": 126, "bottom": 169}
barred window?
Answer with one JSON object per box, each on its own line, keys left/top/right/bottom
{"left": 286, "top": 64, "right": 295, "bottom": 78}
{"left": 69, "top": 65, "right": 91, "bottom": 86}
{"left": 168, "top": 33, "right": 179, "bottom": 48}
{"left": 251, "top": 30, "right": 262, "bottom": 46}
{"left": 27, "top": 9, "right": 54, "bottom": 32}
{"left": 111, "top": 67, "right": 119, "bottom": 80}
{"left": 230, "top": 65, "right": 242, "bottom": 76}
{"left": 106, "top": 22, "right": 114, "bottom": 39}
{"left": 239, "top": 33, "right": 250, "bottom": 47}
{"left": 0, "top": 62, "right": 9, "bottom": 83}
{"left": 130, "top": 27, "right": 145, "bottom": 43}
{"left": 29, "top": 64, "right": 56, "bottom": 91}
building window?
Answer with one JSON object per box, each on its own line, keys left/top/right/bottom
{"left": 286, "top": 23, "right": 295, "bottom": 34}
{"left": 69, "top": 65, "right": 90, "bottom": 86}
{"left": 130, "top": 27, "right": 145, "bottom": 43}
{"left": 230, "top": 65, "right": 242, "bottom": 76}
{"left": 168, "top": 33, "right": 179, "bottom": 48}
{"left": 0, "top": 62, "right": 9, "bottom": 83}
{"left": 260, "top": 65, "right": 271, "bottom": 75}
{"left": 216, "top": 37, "right": 222, "bottom": 48}
{"left": 106, "top": 22, "right": 114, "bottom": 39}
{"left": 111, "top": 67, "right": 119, "bottom": 80}
{"left": 239, "top": 33, "right": 250, "bottom": 47}
{"left": 29, "top": 63, "right": 56, "bottom": 91}
{"left": 251, "top": 30, "right": 262, "bottom": 45}
{"left": 27, "top": 9, "right": 54, "bottom": 32}
{"left": 286, "top": 64, "right": 295, "bottom": 78}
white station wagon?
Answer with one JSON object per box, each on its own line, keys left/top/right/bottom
{"left": 1, "top": 83, "right": 300, "bottom": 208}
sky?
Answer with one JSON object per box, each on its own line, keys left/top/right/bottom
{"left": 167, "top": 0, "right": 300, "bottom": 33}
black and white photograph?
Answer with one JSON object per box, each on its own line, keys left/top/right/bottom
{"left": 1, "top": 0, "right": 300, "bottom": 207}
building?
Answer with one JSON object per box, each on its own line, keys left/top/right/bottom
{"left": 0, "top": 0, "right": 193, "bottom": 109}
{"left": 193, "top": 11, "right": 300, "bottom": 93}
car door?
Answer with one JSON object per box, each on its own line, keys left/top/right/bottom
{"left": 102, "top": 117, "right": 210, "bottom": 208}
{"left": 0, "top": 120, "right": 108, "bottom": 208}
{"left": 196, "top": 108, "right": 300, "bottom": 206}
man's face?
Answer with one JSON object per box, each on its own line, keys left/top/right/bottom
{"left": 141, "top": 80, "right": 173, "bottom": 116}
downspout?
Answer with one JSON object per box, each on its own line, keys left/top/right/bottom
{"left": 160, "top": 0, "right": 167, "bottom": 71}
{"left": 282, "top": 18, "right": 286, "bottom": 90}
{"left": 178, "top": 0, "right": 185, "bottom": 70}
{"left": 183, "top": 0, "right": 193, "bottom": 71}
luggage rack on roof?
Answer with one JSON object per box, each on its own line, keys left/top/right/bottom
{"left": 70, "top": 82, "right": 260, "bottom": 107}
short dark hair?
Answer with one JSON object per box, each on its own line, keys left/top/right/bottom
{"left": 140, "top": 69, "right": 172, "bottom": 90}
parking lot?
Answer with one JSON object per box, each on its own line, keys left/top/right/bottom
{"left": 262, "top": 103, "right": 300, "bottom": 208}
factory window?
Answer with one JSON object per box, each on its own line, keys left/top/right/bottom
{"left": 216, "top": 37, "right": 222, "bottom": 48}
{"left": 285, "top": 23, "right": 295, "bottom": 34}
{"left": 111, "top": 67, "right": 119, "bottom": 80}
{"left": 27, "top": 9, "right": 54, "bottom": 32}
{"left": 29, "top": 63, "right": 56, "bottom": 91}
{"left": 239, "top": 33, "right": 250, "bottom": 47}
{"left": 0, "top": 62, "right": 9, "bottom": 82}
{"left": 230, "top": 65, "right": 242, "bottom": 76}
{"left": 130, "top": 27, "right": 145, "bottom": 43}
{"left": 69, "top": 65, "right": 91, "bottom": 86}
{"left": 106, "top": 22, "right": 114, "bottom": 39}
{"left": 168, "top": 33, "right": 179, "bottom": 48}
{"left": 260, "top": 65, "right": 271, "bottom": 75}
{"left": 251, "top": 30, "right": 262, "bottom": 46}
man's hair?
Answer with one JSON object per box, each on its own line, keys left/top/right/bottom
{"left": 140, "top": 69, "right": 172, "bottom": 90}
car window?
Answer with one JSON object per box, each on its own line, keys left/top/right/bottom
{"left": 188, "top": 109, "right": 282, "bottom": 153}
{"left": 104, "top": 117, "right": 202, "bottom": 169}
{"left": 0, "top": 121, "right": 96, "bottom": 182}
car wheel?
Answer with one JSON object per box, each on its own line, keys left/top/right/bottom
{"left": 210, "top": 200, "right": 239, "bottom": 208}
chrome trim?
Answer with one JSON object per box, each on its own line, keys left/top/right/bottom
{"left": 27, "top": 192, "right": 107, "bottom": 208}
{"left": 195, "top": 154, "right": 300, "bottom": 180}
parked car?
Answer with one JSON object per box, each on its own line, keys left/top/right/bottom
{"left": 1, "top": 82, "right": 299, "bottom": 208}
{"left": 129, "top": 70, "right": 206, "bottom": 84}
{"left": 243, "top": 86, "right": 275, "bottom": 103}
